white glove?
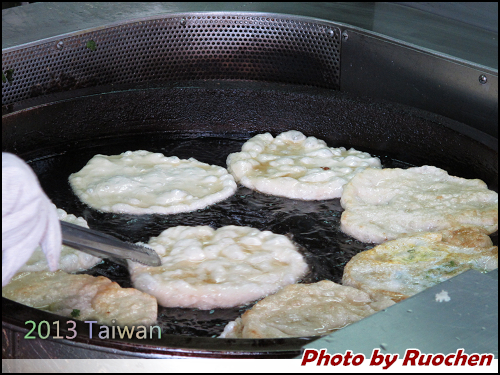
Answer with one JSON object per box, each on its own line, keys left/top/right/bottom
{"left": 2, "top": 153, "right": 62, "bottom": 286}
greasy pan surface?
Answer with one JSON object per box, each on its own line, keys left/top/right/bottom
{"left": 2, "top": 81, "right": 498, "bottom": 357}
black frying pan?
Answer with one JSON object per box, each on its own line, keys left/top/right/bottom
{"left": 2, "top": 81, "right": 497, "bottom": 358}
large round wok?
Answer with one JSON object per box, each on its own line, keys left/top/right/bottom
{"left": 2, "top": 80, "right": 498, "bottom": 358}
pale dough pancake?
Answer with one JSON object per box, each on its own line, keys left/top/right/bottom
{"left": 342, "top": 226, "right": 498, "bottom": 302}
{"left": 128, "top": 225, "right": 308, "bottom": 309}
{"left": 69, "top": 150, "right": 237, "bottom": 214}
{"left": 2, "top": 270, "right": 158, "bottom": 326}
{"left": 19, "top": 207, "right": 102, "bottom": 273}
{"left": 226, "top": 130, "right": 381, "bottom": 200}
{"left": 219, "top": 280, "right": 392, "bottom": 338}
{"left": 340, "top": 166, "right": 498, "bottom": 243}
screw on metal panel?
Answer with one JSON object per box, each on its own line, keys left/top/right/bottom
{"left": 342, "top": 31, "right": 348, "bottom": 41}
{"left": 56, "top": 41, "right": 64, "bottom": 50}
{"left": 180, "top": 17, "right": 187, "bottom": 26}
{"left": 479, "top": 74, "right": 487, "bottom": 84}
{"left": 327, "top": 29, "right": 335, "bottom": 37}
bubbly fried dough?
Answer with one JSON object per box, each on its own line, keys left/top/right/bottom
{"left": 2, "top": 270, "right": 158, "bottom": 326}
{"left": 340, "top": 166, "right": 498, "bottom": 243}
{"left": 69, "top": 150, "right": 237, "bottom": 214}
{"left": 342, "top": 226, "right": 498, "bottom": 302}
{"left": 128, "top": 225, "right": 308, "bottom": 309}
{"left": 227, "top": 130, "right": 381, "bottom": 200}
{"left": 219, "top": 280, "right": 392, "bottom": 338}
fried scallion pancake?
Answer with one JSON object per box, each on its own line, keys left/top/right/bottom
{"left": 227, "top": 130, "right": 381, "bottom": 200}
{"left": 219, "top": 280, "right": 393, "bottom": 338}
{"left": 342, "top": 226, "right": 498, "bottom": 302}
{"left": 2, "top": 270, "right": 158, "bottom": 327}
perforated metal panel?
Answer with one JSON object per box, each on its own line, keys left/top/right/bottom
{"left": 2, "top": 13, "right": 341, "bottom": 106}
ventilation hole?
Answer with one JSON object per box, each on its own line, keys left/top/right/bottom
{"left": 2, "top": 15, "right": 341, "bottom": 105}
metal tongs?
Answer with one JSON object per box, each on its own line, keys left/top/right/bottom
{"left": 60, "top": 221, "right": 161, "bottom": 267}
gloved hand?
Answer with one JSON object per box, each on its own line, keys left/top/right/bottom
{"left": 2, "top": 153, "right": 61, "bottom": 286}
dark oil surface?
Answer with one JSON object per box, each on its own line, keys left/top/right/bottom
{"left": 28, "top": 132, "right": 416, "bottom": 337}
